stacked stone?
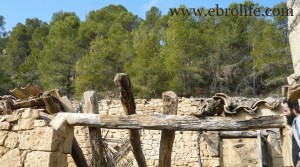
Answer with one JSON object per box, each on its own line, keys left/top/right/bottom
{"left": 0, "top": 108, "right": 73, "bottom": 167}
{"left": 140, "top": 130, "right": 160, "bottom": 166}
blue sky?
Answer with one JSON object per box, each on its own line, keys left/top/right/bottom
{"left": 1, "top": 0, "right": 285, "bottom": 31}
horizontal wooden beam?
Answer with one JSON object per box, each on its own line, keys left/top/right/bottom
{"left": 50, "top": 113, "right": 286, "bottom": 131}
{"left": 219, "top": 131, "right": 268, "bottom": 138}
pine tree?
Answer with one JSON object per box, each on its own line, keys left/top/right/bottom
{"left": 39, "top": 12, "right": 82, "bottom": 97}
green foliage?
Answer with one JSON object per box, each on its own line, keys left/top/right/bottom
{"left": 38, "top": 12, "right": 82, "bottom": 97}
{"left": 75, "top": 22, "right": 134, "bottom": 98}
{"left": 125, "top": 7, "right": 169, "bottom": 98}
{"left": 18, "top": 22, "right": 49, "bottom": 85}
{"left": 6, "top": 23, "right": 30, "bottom": 74}
{"left": 0, "top": 50, "right": 14, "bottom": 95}
{"left": 161, "top": 6, "right": 207, "bottom": 96}
{"left": 0, "top": 2, "right": 294, "bottom": 98}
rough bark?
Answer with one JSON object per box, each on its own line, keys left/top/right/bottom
{"left": 83, "top": 91, "right": 106, "bottom": 167}
{"left": 159, "top": 91, "right": 178, "bottom": 167}
{"left": 219, "top": 131, "right": 268, "bottom": 138}
{"left": 51, "top": 113, "right": 286, "bottom": 131}
{"left": 71, "top": 137, "right": 89, "bottom": 167}
{"left": 114, "top": 73, "right": 146, "bottom": 167}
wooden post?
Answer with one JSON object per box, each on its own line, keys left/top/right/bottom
{"left": 257, "top": 130, "right": 268, "bottom": 167}
{"left": 159, "top": 91, "right": 178, "bottom": 167}
{"left": 114, "top": 73, "right": 146, "bottom": 167}
{"left": 71, "top": 137, "right": 89, "bottom": 167}
{"left": 83, "top": 91, "right": 107, "bottom": 167}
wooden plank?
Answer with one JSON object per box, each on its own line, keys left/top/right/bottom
{"left": 83, "top": 91, "right": 106, "bottom": 167}
{"left": 51, "top": 113, "right": 286, "bottom": 131}
{"left": 220, "top": 131, "right": 268, "bottom": 138}
{"left": 10, "top": 88, "right": 29, "bottom": 100}
{"left": 114, "top": 73, "right": 146, "bottom": 167}
{"left": 21, "top": 83, "right": 43, "bottom": 96}
{"left": 159, "top": 91, "right": 178, "bottom": 167}
{"left": 71, "top": 137, "right": 89, "bottom": 167}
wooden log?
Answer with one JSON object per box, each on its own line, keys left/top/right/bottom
{"left": 71, "top": 137, "right": 89, "bottom": 167}
{"left": 219, "top": 131, "right": 268, "bottom": 138}
{"left": 114, "top": 73, "right": 146, "bottom": 167}
{"left": 51, "top": 113, "right": 286, "bottom": 131}
{"left": 83, "top": 91, "right": 106, "bottom": 167}
{"left": 287, "top": 84, "right": 300, "bottom": 100}
{"left": 159, "top": 91, "right": 178, "bottom": 167}
{"left": 21, "top": 83, "right": 43, "bottom": 96}
{"left": 257, "top": 130, "right": 268, "bottom": 167}
{"left": 60, "top": 96, "right": 75, "bottom": 113}
{"left": 10, "top": 88, "right": 29, "bottom": 100}
{"left": 42, "top": 96, "right": 62, "bottom": 114}
{"left": 114, "top": 73, "right": 136, "bottom": 115}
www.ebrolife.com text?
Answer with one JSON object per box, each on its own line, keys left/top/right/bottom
{"left": 170, "top": 4, "right": 293, "bottom": 17}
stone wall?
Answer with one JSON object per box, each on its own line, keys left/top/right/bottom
{"left": 69, "top": 97, "right": 287, "bottom": 167}
{"left": 0, "top": 97, "right": 291, "bottom": 167}
{"left": 0, "top": 108, "right": 73, "bottom": 167}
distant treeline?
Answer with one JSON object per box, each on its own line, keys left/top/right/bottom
{"left": 0, "top": 1, "right": 293, "bottom": 99}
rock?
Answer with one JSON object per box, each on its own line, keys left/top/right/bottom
{"left": 0, "top": 146, "right": 5, "bottom": 157}
{"left": 6, "top": 110, "right": 22, "bottom": 122}
{"left": 19, "top": 127, "right": 73, "bottom": 153}
{"left": 0, "top": 131, "right": 8, "bottom": 146}
{"left": 146, "top": 159, "right": 154, "bottom": 166}
{"left": 18, "top": 118, "right": 34, "bottom": 130}
{"left": 0, "top": 122, "right": 11, "bottom": 130}
{"left": 4, "top": 132, "right": 18, "bottom": 148}
{"left": 21, "top": 108, "right": 39, "bottom": 119}
{"left": 33, "top": 120, "right": 48, "bottom": 127}
{"left": 24, "top": 151, "right": 67, "bottom": 167}
{"left": 0, "top": 148, "right": 21, "bottom": 167}
{"left": 202, "top": 157, "right": 220, "bottom": 167}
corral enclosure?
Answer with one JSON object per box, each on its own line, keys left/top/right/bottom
{"left": 68, "top": 97, "right": 288, "bottom": 167}
{"left": 0, "top": 0, "right": 299, "bottom": 166}
{"left": 0, "top": 96, "right": 291, "bottom": 167}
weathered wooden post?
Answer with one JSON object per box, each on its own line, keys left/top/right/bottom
{"left": 114, "top": 73, "right": 146, "bottom": 167}
{"left": 257, "top": 130, "right": 268, "bottom": 167}
{"left": 159, "top": 91, "right": 178, "bottom": 167}
{"left": 83, "top": 91, "right": 107, "bottom": 167}
{"left": 71, "top": 138, "right": 89, "bottom": 167}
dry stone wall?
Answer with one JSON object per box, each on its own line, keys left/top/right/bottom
{"left": 0, "top": 108, "right": 73, "bottom": 167}
{"left": 70, "top": 97, "right": 286, "bottom": 167}
{"left": 0, "top": 97, "right": 291, "bottom": 167}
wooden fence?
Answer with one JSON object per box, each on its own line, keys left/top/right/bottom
{"left": 50, "top": 73, "right": 286, "bottom": 167}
